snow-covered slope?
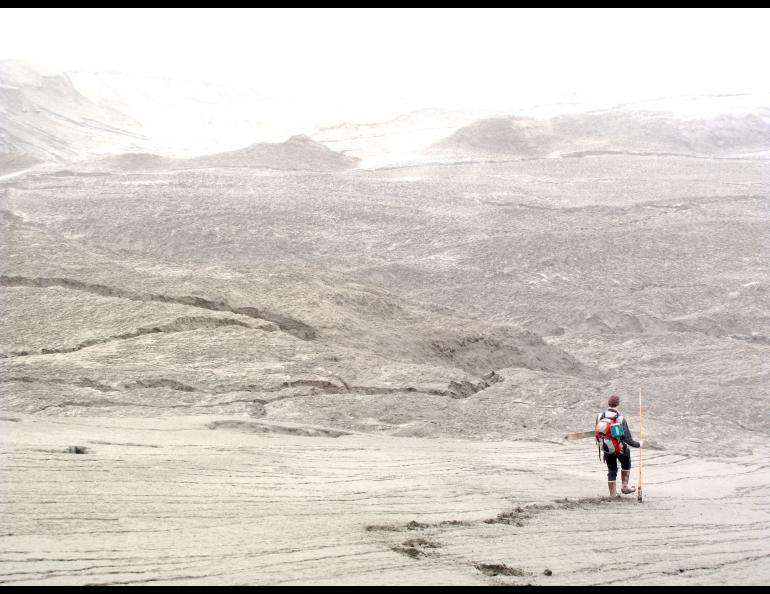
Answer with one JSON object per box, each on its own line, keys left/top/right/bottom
{"left": 0, "top": 61, "right": 146, "bottom": 162}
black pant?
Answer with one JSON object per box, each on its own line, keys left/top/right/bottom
{"left": 605, "top": 449, "right": 632, "bottom": 481}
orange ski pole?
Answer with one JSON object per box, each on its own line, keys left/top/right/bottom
{"left": 638, "top": 387, "right": 644, "bottom": 502}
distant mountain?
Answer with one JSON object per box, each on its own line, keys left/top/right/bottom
{"left": 65, "top": 136, "right": 360, "bottom": 174}
{"left": 434, "top": 116, "right": 556, "bottom": 158}
{"left": 553, "top": 110, "right": 770, "bottom": 157}
{"left": 0, "top": 61, "right": 146, "bottom": 163}
{"left": 74, "top": 152, "right": 175, "bottom": 172}
{"left": 312, "top": 109, "right": 488, "bottom": 168}
{"left": 177, "top": 135, "right": 359, "bottom": 171}
{"left": 433, "top": 109, "right": 770, "bottom": 160}
{"left": 5, "top": 62, "right": 768, "bottom": 169}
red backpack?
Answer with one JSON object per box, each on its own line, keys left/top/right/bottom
{"left": 596, "top": 410, "right": 625, "bottom": 455}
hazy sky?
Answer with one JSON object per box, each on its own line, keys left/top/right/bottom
{"left": 2, "top": 8, "right": 768, "bottom": 149}
{"left": 3, "top": 9, "right": 768, "bottom": 98}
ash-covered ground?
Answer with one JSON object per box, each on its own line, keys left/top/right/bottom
{"left": 1, "top": 94, "right": 769, "bottom": 583}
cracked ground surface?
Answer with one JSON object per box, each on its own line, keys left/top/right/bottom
{"left": 1, "top": 155, "right": 769, "bottom": 583}
{"left": 1, "top": 416, "right": 768, "bottom": 585}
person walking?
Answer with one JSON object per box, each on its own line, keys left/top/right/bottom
{"left": 596, "top": 394, "right": 642, "bottom": 497}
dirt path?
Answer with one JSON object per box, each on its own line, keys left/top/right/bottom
{"left": 1, "top": 415, "right": 768, "bottom": 585}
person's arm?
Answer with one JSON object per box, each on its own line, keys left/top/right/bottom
{"left": 623, "top": 418, "right": 640, "bottom": 448}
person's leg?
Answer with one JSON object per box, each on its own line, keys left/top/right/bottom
{"left": 620, "top": 449, "right": 634, "bottom": 494}
{"left": 605, "top": 453, "right": 619, "bottom": 497}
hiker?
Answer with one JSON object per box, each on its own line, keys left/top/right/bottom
{"left": 596, "top": 394, "right": 642, "bottom": 497}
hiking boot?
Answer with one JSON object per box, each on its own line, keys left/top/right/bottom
{"left": 608, "top": 480, "right": 619, "bottom": 498}
{"left": 621, "top": 470, "right": 635, "bottom": 494}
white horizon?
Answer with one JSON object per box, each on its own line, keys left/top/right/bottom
{"left": 2, "top": 9, "right": 769, "bottom": 158}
